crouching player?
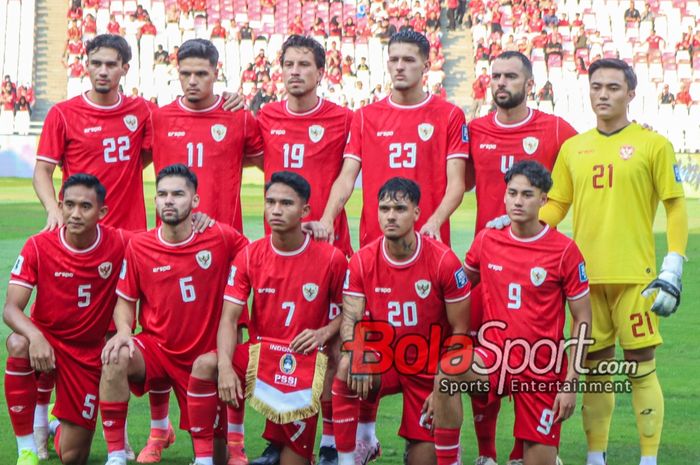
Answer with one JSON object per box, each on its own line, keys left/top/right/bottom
{"left": 98, "top": 164, "right": 248, "bottom": 465}
{"left": 432, "top": 160, "right": 592, "bottom": 465}
{"left": 4, "top": 174, "right": 130, "bottom": 465}
{"left": 332, "top": 177, "right": 471, "bottom": 465}
{"left": 186, "top": 171, "right": 348, "bottom": 465}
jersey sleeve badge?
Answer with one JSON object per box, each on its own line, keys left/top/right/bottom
{"left": 578, "top": 262, "right": 588, "bottom": 283}
{"left": 454, "top": 268, "right": 468, "bottom": 289}
{"left": 462, "top": 124, "right": 469, "bottom": 142}
{"left": 228, "top": 265, "right": 237, "bottom": 286}
{"left": 673, "top": 164, "right": 682, "bottom": 182}
{"left": 119, "top": 259, "right": 127, "bottom": 279}
{"left": 415, "top": 279, "right": 432, "bottom": 299}
{"left": 530, "top": 266, "right": 547, "bottom": 286}
{"left": 12, "top": 255, "right": 24, "bottom": 275}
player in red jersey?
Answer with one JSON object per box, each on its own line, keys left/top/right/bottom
{"left": 465, "top": 51, "right": 577, "bottom": 465}
{"left": 33, "top": 34, "right": 153, "bottom": 233}
{"left": 257, "top": 35, "right": 354, "bottom": 259}
{"left": 4, "top": 174, "right": 130, "bottom": 465}
{"left": 184, "top": 171, "right": 347, "bottom": 465}
{"left": 432, "top": 161, "right": 592, "bottom": 465}
{"left": 317, "top": 31, "right": 469, "bottom": 247}
{"left": 151, "top": 39, "right": 264, "bottom": 233}
{"left": 332, "top": 177, "right": 470, "bottom": 465}
{"left": 97, "top": 165, "right": 248, "bottom": 465}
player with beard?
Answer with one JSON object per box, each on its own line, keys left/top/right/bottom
{"left": 98, "top": 164, "right": 248, "bottom": 465}
{"left": 251, "top": 35, "right": 354, "bottom": 465}
{"left": 464, "top": 51, "right": 577, "bottom": 465}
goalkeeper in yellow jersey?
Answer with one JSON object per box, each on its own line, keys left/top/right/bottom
{"left": 541, "top": 59, "right": 688, "bottom": 465}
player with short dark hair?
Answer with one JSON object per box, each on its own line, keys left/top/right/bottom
{"left": 433, "top": 160, "right": 592, "bottom": 465}
{"left": 151, "top": 38, "right": 263, "bottom": 234}
{"left": 333, "top": 177, "right": 470, "bottom": 465}
{"left": 466, "top": 51, "right": 577, "bottom": 465}
{"left": 97, "top": 164, "right": 249, "bottom": 465}
{"left": 185, "top": 170, "right": 347, "bottom": 465}
{"left": 542, "top": 58, "right": 688, "bottom": 465}
{"left": 5, "top": 174, "right": 131, "bottom": 465}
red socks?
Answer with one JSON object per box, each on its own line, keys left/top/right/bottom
{"left": 509, "top": 439, "right": 524, "bottom": 461}
{"left": 322, "top": 399, "right": 334, "bottom": 437}
{"left": 359, "top": 396, "right": 379, "bottom": 423}
{"left": 331, "top": 378, "right": 359, "bottom": 453}
{"left": 100, "top": 401, "right": 128, "bottom": 453}
{"left": 148, "top": 379, "right": 171, "bottom": 429}
{"left": 5, "top": 357, "right": 36, "bottom": 436}
{"left": 471, "top": 395, "right": 500, "bottom": 460}
{"left": 36, "top": 371, "right": 54, "bottom": 406}
{"left": 434, "top": 427, "right": 461, "bottom": 465}
{"left": 187, "top": 376, "right": 219, "bottom": 458}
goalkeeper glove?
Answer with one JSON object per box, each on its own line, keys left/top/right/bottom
{"left": 485, "top": 214, "right": 511, "bottom": 230}
{"left": 642, "top": 252, "right": 684, "bottom": 317}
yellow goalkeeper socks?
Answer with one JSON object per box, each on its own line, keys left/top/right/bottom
{"left": 629, "top": 359, "right": 664, "bottom": 457}
{"left": 582, "top": 359, "right": 615, "bottom": 454}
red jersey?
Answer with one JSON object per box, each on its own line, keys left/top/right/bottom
{"left": 257, "top": 99, "right": 354, "bottom": 256}
{"left": 224, "top": 234, "right": 347, "bottom": 342}
{"left": 10, "top": 226, "right": 130, "bottom": 346}
{"left": 107, "top": 20, "right": 121, "bottom": 34}
{"left": 37, "top": 93, "right": 155, "bottom": 231}
{"left": 141, "top": 23, "right": 157, "bottom": 35}
{"left": 151, "top": 96, "right": 264, "bottom": 231}
{"left": 465, "top": 225, "right": 589, "bottom": 380}
{"left": 467, "top": 109, "right": 577, "bottom": 234}
{"left": 344, "top": 233, "right": 470, "bottom": 343}
{"left": 344, "top": 95, "right": 469, "bottom": 246}
{"left": 67, "top": 40, "right": 85, "bottom": 56}
{"left": 646, "top": 35, "right": 662, "bottom": 49}
{"left": 117, "top": 224, "right": 248, "bottom": 366}
{"left": 68, "top": 62, "right": 85, "bottom": 78}
{"left": 211, "top": 25, "right": 227, "bottom": 38}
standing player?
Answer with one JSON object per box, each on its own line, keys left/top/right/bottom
{"left": 317, "top": 30, "right": 469, "bottom": 247}
{"left": 332, "top": 177, "right": 471, "bottom": 465}
{"left": 256, "top": 35, "right": 354, "bottom": 258}
{"left": 432, "top": 160, "right": 592, "bottom": 465}
{"left": 466, "top": 51, "right": 577, "bottom": 465}
{"left": 151, "top": 38, "right": 264, "bottom": 233}
{"left": 184, "top": 171, "right": 347, "bottom": 465}
{"left": 4, "top": 174, "right": 130, "bottom": 465}
{"left": 98, "top": 164, "right": 249, "bottom": 465}
{"left": 541, "top": 59, "right": 688, "bottom": 465}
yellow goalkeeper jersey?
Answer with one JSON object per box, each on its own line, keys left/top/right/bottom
{"left": 548, "top": 123, "right": 685, "bottom": 284}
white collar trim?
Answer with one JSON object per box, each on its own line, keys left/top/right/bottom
{"left": 60, "top": 225, "right": 102, "bottom": 253}
{"left": 82, "top": 92, "right": 122, "bottom": 110}
{"left": 494, "top": 107, "right": 534, "bottom": 128}
{"left": 382, "top": 232, "right": 422, "bottom": 266}
{"left": 177, "top": 94, "right": 222, "bottom": 112}
{"left": 157, "top": 226, "right": 196, "bottom": 247}
{"left": 270, "top": 233, "right": 311, "bottom": 256}
{"left": 285, "top": 97, "right": 323, "bottom": 116}
{"left": 387, "top": 93, "right": 432, "bottom": 109}
{"left": 508, "top": 224, "right": 549, "bottom": 243}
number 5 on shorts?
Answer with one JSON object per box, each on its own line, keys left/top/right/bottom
{"left": 82, "top": 393, "right": 97, "bottom": 420}
{"left": 536, "top": 408, "right": 554, "bottom": 435}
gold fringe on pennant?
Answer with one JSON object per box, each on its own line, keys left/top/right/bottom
{"left": 245, "top": 342, "right": 328, "bottom": 424}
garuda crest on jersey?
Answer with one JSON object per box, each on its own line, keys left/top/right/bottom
{"left": 123, "top": 114, "right": 138, "bottom": 132}
{"left": 415, "top": 279, "right": 431, "bottom": 299}
{"left": 98, "top": 261, "right": 113, "bottom": 279}
{"left": 196, "top": 250, "right": 212, "bottom": 269}
{"left": 303, "top": 283, "right": 319, "bottom": 302}
{"left": 619, "top": 145, "right": 634, "bottom": 160}
{"left": 211, "top": 124, "right": 227, "bottom": 142}
{"left": 308, "top": 125, "right": 325, "bottom": 143}
{"left": 418, "top": 123, "right": 434, "bottom": 142}
{"left": 522, "top": 136, "right": 539, "bottom": 155}
{"left": 530, "top": 267, "right": 547, "bottom": 287}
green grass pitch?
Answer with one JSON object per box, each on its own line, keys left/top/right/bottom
{"left": 0, "top": 177, "right": 698, "bottom": 464}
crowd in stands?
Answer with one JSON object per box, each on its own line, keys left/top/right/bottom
{"left": 0, "top": 75, "right": 34, "bottom": 135}
{"left": 63, "top": 0, "right": 447, "bottom": 112}
{"left": 468, "top": 0, "right": 700, "bottom": 152}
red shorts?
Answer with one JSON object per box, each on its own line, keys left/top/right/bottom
{"left": 377, "top": 367, "right": 434, "bottom": 443}
{"left": 42, "top": 334, "right": 101, "bottom": 431}
{"left": 474, "top": 347, "right": 562, "bottom": 447}
{"left": 131, "top": 334, "right": 206, "bottom": 432}
{"left": 238, "top": 344, "right": 319, "bottom": 461}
